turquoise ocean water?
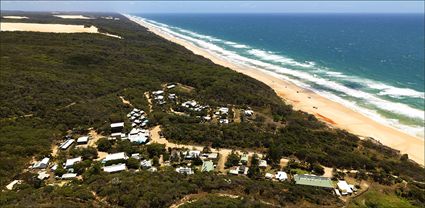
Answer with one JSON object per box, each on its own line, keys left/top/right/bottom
{"left": 132, "top": 13, "right": 425, "bottom": 138}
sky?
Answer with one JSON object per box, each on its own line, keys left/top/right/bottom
{"left": 1, "top": 1, "right": 424, "bottom": 14}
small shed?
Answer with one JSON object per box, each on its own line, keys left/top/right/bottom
{"left": 201, "top": 161, "right": 214, "bottom": 172}
{"left": 77, "top": 136, "right": 89, "bottom": 144}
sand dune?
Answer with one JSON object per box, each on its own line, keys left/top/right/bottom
{"left": 2, "top": 16, "right": 28, "bottom": 19}
{"left": 53, "top": 15, "right": 93, "bottom": 19}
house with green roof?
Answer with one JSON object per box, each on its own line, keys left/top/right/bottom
{"left": 201, "top": 160, "right": 214, "bottom": 172}
{"left": 294, "top": 174, "right": 334, "bottom": 189}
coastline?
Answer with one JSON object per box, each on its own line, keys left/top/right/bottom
{"left": 126, "top": 15, "right": 424, "bottom": 166}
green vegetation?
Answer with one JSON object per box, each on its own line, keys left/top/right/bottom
{"left": 180, "top": 194, "right": 273, "bottom": 208}
{"left": 0, "top": 11, "right": 424, "bottom": 207}
{"left": 349, "top": 185, "right": 416, "bottom": 208}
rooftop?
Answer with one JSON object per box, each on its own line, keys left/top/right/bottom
{"left": 294, "top": 174, "right": 333, "bottom": 188}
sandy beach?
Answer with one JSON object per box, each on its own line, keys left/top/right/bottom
{"left": 53, "top": 15, "right": 93, "bottom": 19}
{"left": 127, "top": 16, "right": 424, "bottom": 165}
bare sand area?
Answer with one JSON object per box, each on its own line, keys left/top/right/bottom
{"left": 128, "top": 16, "right": 424, "bottom": 165}
{"left": 2, "top": 16, "right": 28, "bottom": 19}
{"left": 53, "top": 15, "right": 93, "bottom": 19}
{"left": 0, "top": 22, "right": 122, "bottom": 39}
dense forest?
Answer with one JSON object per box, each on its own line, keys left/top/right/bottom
{"left": 1, "top": 12, "right": 424, "bottom": 207}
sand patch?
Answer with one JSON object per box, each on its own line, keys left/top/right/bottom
{"left": 0, "top": 22, "right": 122, "bottom": 39}
{"left": 2, "top": 16, "right": 28, "bottom": 19}
{"left": 54, "top": 15, "right": 93, "bottom": 19}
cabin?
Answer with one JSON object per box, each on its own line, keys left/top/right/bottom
{"left": 229, "top": 166, "right": 239, "bottom": 175}
{"left": 294, "top": 174, "right": 333, "bottom": 189}
{"left": 244, "top": 109, "right": 254, "bottom": 116}
{"left": 185, "top": 150, "right": 201, "bottom": 159}
{"left": 337, "top": 180, "right": 353, "bottom": 195}
{"left": 265, "top": 173, "right": 274, "bottom": 179}
{"left": 207, "top": 152, "right": 218, "bottom": 160}
{"left": 259, "top": 160, "right": 268, "bottom": 168}
{"left": 152, "top": 90, "right": 164, "bottom": 96}
{"left": 65, "top": 157, "right": 82, "bottom": 168}
{"left": 61, "top": 173, "right": 77, "bottom": 180}
{"left": 77, "top": 136, "right": 89, "bottom": 144}
{"left": 131, "top": 153, "right": 141, "bottom": 160}
{"left": 103, "top": 152, "right": 128, "bottom": 163}
{"left": 218, "top": 107, "right": 229, "bottom": 115}
{"left": 60, "top": 139, "right": 75, "bottom": 150}
{"left": 128, "top": 128, "right": 149, "bottom": 144}
{"left": 33, "top": 157, "right": 50, "bottom": 169}
{"left": 110, "top": 122, "right": 124, "bottom": 134}
{"left": 201, "top": 160, "right": 214, "bottom": 172}
{"left": 37, "top": 171, "right": 50, "bottom": 180}
{"left": 103, "top": 163, "right": 127, "bottom": 173}
{"left": 141, "top": 160, "right": 152, "bottom": 169}
{"left": 176, "top": 167, "right": 194, "bottom": 175}
{"left": 275, "top": 171, "right": 288, "bottom": 181}
{"left": 167, "top": 84, "right": 176, "bottom": 89}
{"left": 240, "top": 154, "right": 248, "bottom": 164}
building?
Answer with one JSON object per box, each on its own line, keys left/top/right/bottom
{"left": 131, "top": 153, "right": 141, "bottom": 160}
{"left": 103, "top": 152, "right": 128, "bottom": 163}
{"left": 60, "top": 139, "right": 75, "bottom": 150}
{"left": 152, "top": 90, "right": 164, "bottom": 96}
{"left": 176, "top": 167, "right": 194, "bottom": 175}
{"left": 259, "top": 160, "right": 268, "bottom": 168}
{"left": 219, "top": 119, "right": 229, "bottom": 124}
{"left": 244, "top": 110, "right": 254, "bottom": 116}
{"left": 294, "top": 174, "right": 334, "bottom": 189}
{"left": 140, "top": 159, "right": 152, "bottom": 169}
{"left": 33, "top": 157, "right": 50, "bottom": 169}
{"left": 167, "top": 84, "right": 176, "bottom": 89}
{"left": 61, "top": 173, "right": 77, "bottom": 179}
{"left": 218, "top": 107, "right": 229, "bottom": 114}
{"left": 229, "top": 166, "right": 239, "bottom": 175}
{"left": 103, "top": 163, "right": 127, "bottom": 173}
{"left": 65, "top": 157, "right": 82, "bottom": 168}
{"left": 240, "top": 154, "right": 248, "bottom": 164}
{"left": 5, "top": 180, "right": 22, "bottom": 190}
{"left": 265, "top": 173, "right": 274, "bottom": 179}
{"left": 185, "top": 150, "right": 201, "bottom": 159}
{"left": 337, "top": 180, "right": 353, "bottom": 195}
{"left": 128, "top": 128, "right": 149, "bottom": 144}
{"left": 275, "top": 171, "right": 288, "bottom": 181}
{"left": 110, "top": 122, "right": 124, "bottom": 133}
{"left": 201, "top": 160, "right": 214, "bottom": 172}
{"left": 37, "top": 171, "right": 50, "bottom": 180}
{"left": 77, "top": 136, "right": 89, "bottom": 144}
{"left": 239, "top": 165, "right": 249, "bottom": 175}
{"left": 207, "top": 152, "right": 218, "bottom": 160}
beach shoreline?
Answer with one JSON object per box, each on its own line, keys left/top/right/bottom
{"left": 126, "top": 15, "right": 424, "bottom": 166}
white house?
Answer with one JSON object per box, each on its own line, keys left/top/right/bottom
{"left": 37, "top": 171, "right": 50, "bottom": 180}
{"left": 65, "top": 157, "right": 82, "bottom": 168}
{"left": 244, "top": 110, "right": 254, "bottom": 116}
{"left": 33, "top": 157, "right": 50, "bottom": 169}
{"left": 218, "top": 107, "right": 229, "bottom": 114}
{"left": 77, "top": 136, "right": 89, "bottom": 144}
{"left": 103, "top": 152, "right": 128, "bottom": 163}
{"left": 176, "top": 167, "right": 194, "bottom": 175}
{"left": 140, "top": 159, "right": 152, "bottom": 169}
{"left": 337, "top": 180, "right": 353, "bottom": 195}
{"left": 110, "top": 122, "right": 124, "bottom": 129}
{"left": 5, "top": 180, "right": 22, "bottom": 190}
{"left": 61, "top": 173, "right": 77, "bottom": 179}
{"left": 265, "top": 173, "right": 274, "bottom": 179}
{"left": 185, "top": 150, "right": 201, "bottom": 159}
{"left": 103, "top": 163, "right": 127, "bottom": 173}
{"left": 276, "top": 171, "right": 288, "bottom": 181}
{"left": 152, "top": 90, "right": 164, "bottom": 96}
{"left": 229, "top": 166, "right": 239, "bottom": 175}
{"left": 128, "top": 128, "right": 149, "bottom": 144}
{"left": 60, "top": 139, "right": 75, "bottom": 150}
{"left": 167, "top": 84, "right": 176, "bottom": 89}
{"left": 259, "top": 160, "right": 268, "bottom": 168}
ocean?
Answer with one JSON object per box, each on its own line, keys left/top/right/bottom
{"left": 132, "top": 13, "right": 425, "bottom": 138}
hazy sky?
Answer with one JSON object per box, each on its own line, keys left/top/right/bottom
{"left": 1, "top": 1, "right": 424, "bottom": 14}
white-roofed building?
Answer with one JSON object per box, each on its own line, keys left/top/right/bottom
{"left": 61, "top": 173, "right": 77, "bottom": 179}
{"left": 128, "top": 128, "right": 149, "bottom": 144}
{"left": 6, "top": 180, "right": 22, "bottom": 190}
{"left": 265, "top": 173, "right": 274, "bottom": 179}
{"left": 185, "top": 150, "right": 201, "bottom": 159}
{"left": 167, "top": 84, "right": 176, "bottom": 89}
{"left": 103, "top": 152, "right": 128, "bottom": 163}
{"left": 37, "top": 171, "right": 50, "bottom": 180}
{"left": 259, "top": 160, "right": 268, "bottom": 168}
{"left": 110, "top": 122, "right": 124, "bottom": 129}
{"left": 337, "top": 180, "right": 353, "bottom": 195}
{"left": 65, "top": 157, "right": 82, "bottom": 168}
{"left": 276, "top": 171, "right": 288, "bottom": 181}
{"left": 176, "top": 167, "right": 194, "bottom": 175}
{"left": 244, "top": 110, "right": 254, "bottom": 116}
{"left": 33, "top": 157, "right": 50, "bottom": 169}
{"left": 140, "top": 159, "right": 152, "bottom": 169}
{"left": 152, "top": 90, "right": 164, "bottom": 96}
{"left": 77, "top": 136, "right": 89, "bottom": 144}
{"left": 60, "top": 139, "right": 75, "bottom": 150}
{"left": 218, "top": 107, "right": 229, "bottom": 114}
{"left": 103, "top": 163, "right": 127, "bottom": 173}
